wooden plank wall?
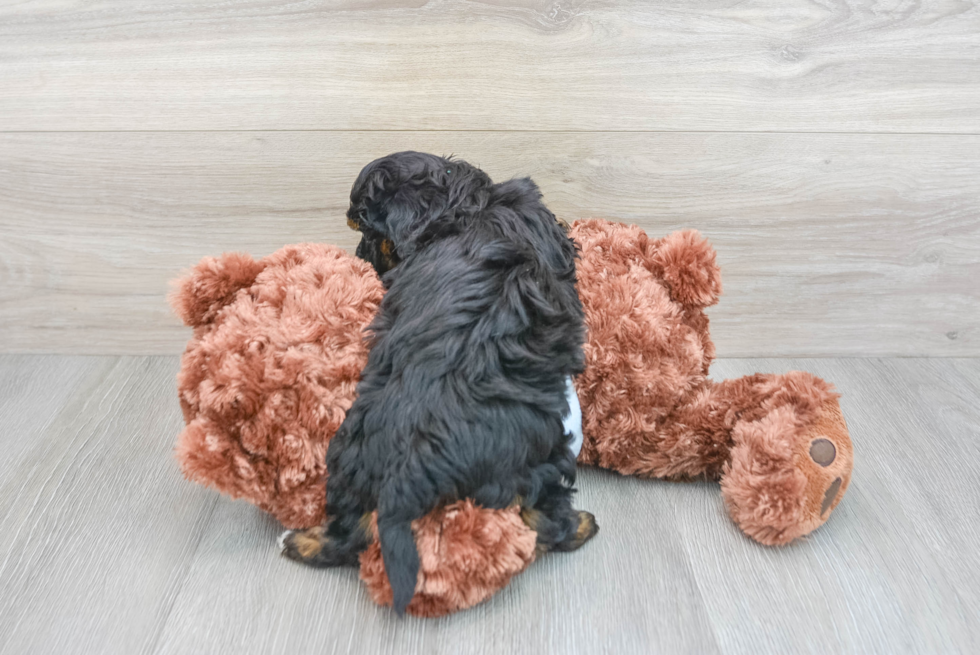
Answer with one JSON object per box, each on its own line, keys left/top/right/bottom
{"left": 1, "top": 1, "right": 978, "bottom": 356}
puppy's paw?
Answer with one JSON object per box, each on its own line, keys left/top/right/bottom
{"left": 569, "top": 511, "right": 598, "bottom": 550}
{"left": 279, "top": 526, "right": 328, "bottom": 564}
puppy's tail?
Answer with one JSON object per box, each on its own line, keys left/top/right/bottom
{"left": 377, "top": 490, "right": 421, "bottom": 615}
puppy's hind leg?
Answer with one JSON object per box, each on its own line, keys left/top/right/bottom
{"left": 521, "top": 484, "right": 598, "bottom": 554}
{"left": 280, "top": 495, "right": 373, "bottom": 568}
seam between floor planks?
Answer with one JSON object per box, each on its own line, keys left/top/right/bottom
{"left": 2, "top": 132, "right": 977, "bottom": 356}
{"left": 0, "top": 357, "right": 218, "bottom": 655}
{"left": 145, "top": 496, "right": 220, "bottom": 655}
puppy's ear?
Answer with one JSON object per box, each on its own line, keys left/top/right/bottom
{"left": 378, "top": 187, "right": 442, "bottom": 258}
{"left": 493, "top": 178, "right": 577, "bottom": 272}
{"left": 350, "top": 161, "right": 444, "bottom": 260}
{"left": 348, "top": 163, "right": 392, "bottom": 235}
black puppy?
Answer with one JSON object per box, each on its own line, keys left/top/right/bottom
{"left": 281, "top": 152, "right": 597, "bottom": 614}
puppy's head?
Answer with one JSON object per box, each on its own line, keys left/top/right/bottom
{"left": 347, "top": 152, "right": 492, "bottom": 275}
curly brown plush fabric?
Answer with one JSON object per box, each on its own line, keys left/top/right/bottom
{"left": 172, "top": 243, "right": 381, "bottom": 528}
{"left": 572, "top": 219, "right": 851, "bottom": 545}
{"left": 172, "top": 218, "right": 853, "bottom": 615}
{"left": 572, "top": 220, "right": 720, "bottom": 473}
{"left": 358, "top": 501, "right": 537, "bottom": 618}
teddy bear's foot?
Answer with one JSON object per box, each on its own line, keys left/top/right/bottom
{"left": 358, "top": 501, "right": 538, "bottom": 618}
{"left": 721, "top": 393, "right": 853, "bottom": 546}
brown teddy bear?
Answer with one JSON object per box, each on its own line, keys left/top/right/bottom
{"left": 171, "top": 219, "right": 853, "bottom": 617}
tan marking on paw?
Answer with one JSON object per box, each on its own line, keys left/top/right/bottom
{"left": 571, "top": 511, "right": 598, "bottom": 549}
{"left": 291, "top": 526, "right": 326, "bottom": 559}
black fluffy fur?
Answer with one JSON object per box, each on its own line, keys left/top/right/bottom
{"left": 321, "top": 152, "right": 592, "bottom": 614}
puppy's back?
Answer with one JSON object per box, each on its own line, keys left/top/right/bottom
{"left": 357, "top": 182, "right": 585, "bottom": 613}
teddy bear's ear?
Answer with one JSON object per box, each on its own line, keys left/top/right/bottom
{"left": 651, "top": 230, "right": 722, "bottom": 308}
{"left": 169, "top": 252, "right": 267, "bottom": 327}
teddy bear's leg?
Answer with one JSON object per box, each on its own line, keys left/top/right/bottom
{"left": 358, "top": 501, "right": 539, "bottom": 618}
{"left": 716, "top": 372, "right": 853, "bottom": 545}
{"left": 607, "top": 373, "right": 778, "bottom": 480}
{"left": 603, "top": 371, "right": 852, "bottom": 545}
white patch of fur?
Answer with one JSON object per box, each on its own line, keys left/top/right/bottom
{"left": 563, "top": 376, "right": 583, "bottom": 458}
{"left": 277, "top": 529, "right": 294, "bottom": 553}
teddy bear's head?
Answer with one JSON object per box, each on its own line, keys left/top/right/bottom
{"left": 171, "top": 243, "right": 383, "bottom": 528}
{"left": 570, "top": 220, "right": 722, "bottom": 472}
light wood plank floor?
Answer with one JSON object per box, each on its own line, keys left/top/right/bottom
{"left": 0, "top": 356, "right": 976, "bottom": 655}
{"left": 2, "top": 2, "right": 979, "bottom": 358}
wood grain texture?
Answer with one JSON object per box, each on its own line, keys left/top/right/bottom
{"left": 1, "top": 131, "right": 977, "bottom": 356}
{"left": 0, "top": 356, "right": 217, "bottom": 655}
{"left": 150, "top": 357, "right": 980, "bottom": 655}
{"left": 153, "top": 469, "right": 721, "bottom": 655}
{"left": 685, "top": 358, "right": 980, "bottom": 654}
{"left": 0, "top": 356, "right": 103, "bottom": 469}
{"left": 0, "top": 356, "right": 977, "bottom": 654}
{"left": 1, "top": 1, "right": 978, "bottom": 132}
